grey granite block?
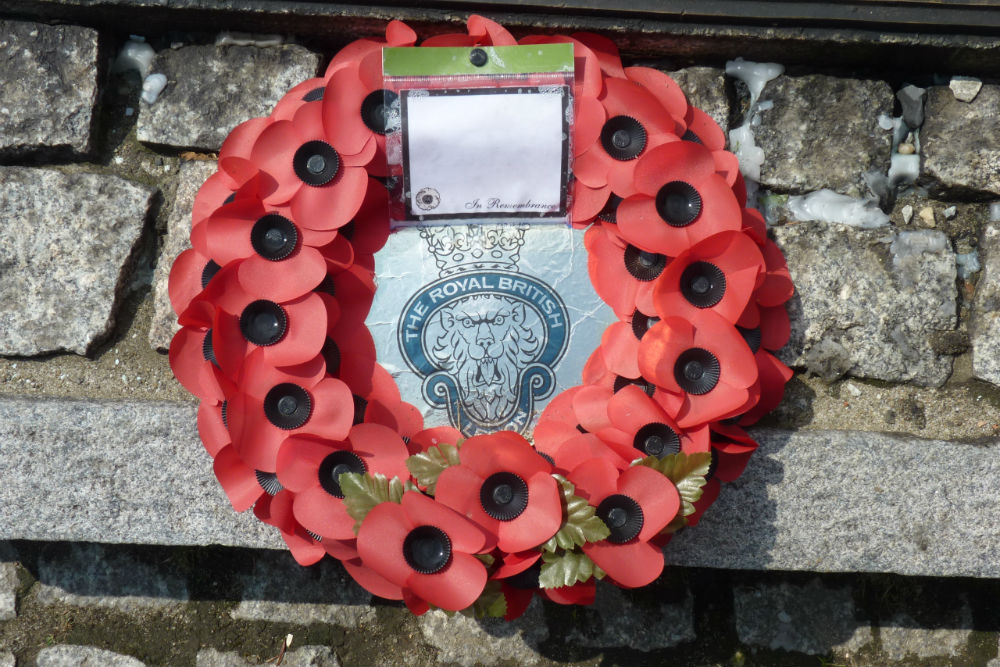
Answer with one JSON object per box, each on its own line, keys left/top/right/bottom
{"left": 0, "top": 562, "right": 15, "bottom": 620}
{"left": 3, "top": 398, "right": 1000, "bottom": 579}
{"left": 0, "top": 397, "right": 281, "bottom": 549}
{"left": 418, "top": 600, "right": 548, "bottom": 666}
{"left": 232, "top": 551, "right": 374, "bottom": 627}
{"left": 666, "top": 428, "right": 1000, "bottom": 578}
{"left": 566, "top": 584, "right": 695, "bottom": 650}
{"left": 0, "top": 20, "right": 98, "bottom": 158}
{"left": 734, "top": 579, "right": 872, "bottom": 654}
{"left": 149, "top": 160, "right": 217, "bottom": 351}
{"left": 670, "top": 66, "right": 729, "bottom": 136}
{"left": 36, "top": 543, "right": 188, "bottom": 611}
{"left": 137, "top": 43, "right": 319, "bottom": 150}
{"left": 774, "top": 222, "right": 957, "bottom": 387}
{"left": 971, "top": 223, "right": 1000, "bottom": 385}
{"left": 879, "top": 602, "right": 973, "bottom": 660}
{"left": 37, "top": 646, "right": 146, "bottom": 667}
{"left": 755, "top": 74, "right": 893, "bottom": 195}
{"left": 922, "top": 84, "right": 1000, "bottom": 197}
{"left": 0, "top": 167, "right": 156, "bottom": 356}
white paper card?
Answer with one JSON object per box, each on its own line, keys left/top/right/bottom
{"left": 402, "top": 87, "right": 569, "bottom": 222}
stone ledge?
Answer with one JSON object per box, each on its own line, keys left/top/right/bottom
{"left": 2, "top": 397, "right": 999, "bottom": 579}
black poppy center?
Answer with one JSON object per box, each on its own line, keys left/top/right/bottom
{"left": 403, "top": 525, "right": 452, "bottom": 574}
{"left": 682, "top": 128, "right": 703, "bottom": 144}
{"left": 255, "top": 470, "right": 283, "bottom": 496}
{"left": 613, "top": 375, "right": 656, "bottom": 397}
{"left": 600, "top": 116, "right": 646, "bottom": 161}
{"left": 673, "top": 348, "right": 721, "bottom": 395}
{"left": 318, "top": 450, "right": 366, "bottom": 498}
{"left": 239, "top": 300, "right": 287, "bottom": 346}
{"left": 321, "top": 338, "right": 341, "bottom": 376}
{"left": 631, "top": 310, "right": 661, "bottom": 340}
{"left": 302, "top": 86, "right": 324, "bottom": 102}
{"left": 480, "top": 471, "right": 529, "bottom": 521}
{"left": 597, "top": 194, "right": 623, "bottom": 223}
{"left": 681, "top": 261, "right": 726, "bottom": 308}
{"left": 623, "top": 245, "right": 666, "bottom": 282}
{"left": 263, "top": 383, "right": 312, "bottom": 430}
{"left": 655, "top": 181, "right": 702, "bottom": 227}
{"left": 201, "top": 260, "right": 221, "bottom": 288}
{"left": 202, "top": 329, "right": 217, "bottom": 366}
{"left": 361, "top": 89, "right": 398, "bottom": 135}
{"left": 251, "top": 214, "right": 298, "bottom": 261}
{"left": 596, "top": 494, "right": 644, "bottom": 544}
{"left": 634, "top": 422, "right": 681, "bottom": 457}
{"left": 505, "top": 561, "right": 542, "bottom": 590}
{"left": 293, "top": 140, "right": 340, "bottom": 186}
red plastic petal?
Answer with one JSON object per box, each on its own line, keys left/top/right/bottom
{"left": 601, "top": 321, "right": 641, "bottom": 379}
{"left": 261, "top": 293, "right": 328, "bottom": 368}
{"left": 574, "top": 32, "right": 625, "bottom": 78}
{"left": 343, "top": 557, "right": 404, "bottom": 600}
{"left": 357, "top": 500, "right": 413, "bottom": 586}
{"left": 623, "top": 66, "right": 688, "bottom": 123}
{"left": 197, "top": 402, "right": 230, "bottom": 457}
{"left": 220, "top": 116, "right": 271, "bottom": 162}
{"left": 572, "top": 384, "right": 614, "bottom": 434}
{"left": 290, "top": 166, "right": 368, "bottom": 231}
{"left": 213, "top": 445, "right": 262, "bottom": 512}
{"left": 402, "top": 491, "right": 486, "bottom": 555}
{"left": 584, "top": 539, "right": 663, "bottom": 589}
{"left": 294, "top": 485, "right": 356, "bottom": 540}
{"left": 304, "top": 377, "right": 355, "bottom": 443}
{"left": 567, "top": 456, "right": 619, "bottom": 503}
{"left": 497, "top": 472, "right": 562, "bottom": 553}
{"left": 249, "top": 120, "right": 301, "bottom": 205}
{"left": 386, "top": 20, "right": 418, "bottom": 46}
{"left": 408, "top": 552, "right": 487, "bottom": 611}
{"left": 617, "top": 465, "right": 680, "bottom": 539}
{"left": 349, "top": 422, "right": 410, "bottom": 481}
{"left": 275, "top": 435, "right": 334, "bottom": 492}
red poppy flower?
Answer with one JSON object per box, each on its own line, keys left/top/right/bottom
{"left": 653, "top": 230, "right": 765, "bottom": 326}
{"left": 596, "top": 321, "right": 645, "bottom": 380}
{"left": 339, "top": 179, "right": 391, "bottom": 258}
{"left": 249, "top": 101, "right": 372, "bottom": 228}
{"left": 535, "top": 387, "right": 630, "bottom": 474}
{"left": 755, "top": 237, "right": 795, "bottom": 308}
{"left": 341, "top": 556, "right": 405, "bottom": 601}
{"left": 618, "top": 141, "right": 742, "bottom": 258}
{"left": 598, "top": 384, "right": 710, "bottom": 462}
{"left": 573, "top": 32, "right": 625, "bottom": 78}
{"left": 324, "top": 20, "right": 417, "bottom": 80}
{"left": 196, "top": 265, "right": 328, "bottom": 379}
{"left": 637, "top": 311, "right": 759, "bottom": 428}
{"left": 169, "top": 323, "right": 230, "bottom": 403}
{"left": 271, "top": 77, "right": 329, "bottom": 122}
{"left": 436, "top": 432, "right": 562, "bottom": 553}
{"left": 586, "top": 221, "right": 661, "bottom": 319}
{"left": 218, "top": 116, "right": 272, "bottom": 163}
{"left": 275, "top": 423, "right": 410, "bottom": 540}
{"left": 573, "top": 78, "right": 680, "bottom": 197}
{"left": 254, "top": 489, "right": 326, "bottom": 566}
{"left": 226, "top": 350, "right": 353, "bottom": 472}
{"left": 197, "top": 197, "right": 332, "bottom": 302}
{"left": 569, "top": 458, "right": 680, "bottom": 588}
{"left": 168, "top": 246, "right": 223, "bottom": 321}
{"left": 357, "top": 490, "right": 488, "bottom": 611}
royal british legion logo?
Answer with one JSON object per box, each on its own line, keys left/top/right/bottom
{"left": 397, "top": 225, "right": 569, "bottom": 436}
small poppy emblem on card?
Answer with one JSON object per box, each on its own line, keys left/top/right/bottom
{"left": 415, "top": 187, "right": 441, "bottom": 211}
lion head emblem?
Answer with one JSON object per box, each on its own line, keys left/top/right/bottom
{"left": 426, "top": 294, "right": 542, "bottom": 424}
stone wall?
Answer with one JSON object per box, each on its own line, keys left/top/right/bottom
{"left": 2, "top": 11, "right": 1000, "bottom": 667}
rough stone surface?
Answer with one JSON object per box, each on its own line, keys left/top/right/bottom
{"left": 950, "top": 76, "right": 983, "bottom": 103}
{"left": 0, "top": 397, "right": 281, "bottom": 549}
{"left": 0, "top": 167, "right": 156, "bottom": 356}
{"left": 149, "top": 159, "right": 217, "bottom": 350}
{"left": 36, "top": 543, "right": 188, "bottom": 611}
{"left": 669, "top": 66, "right": 729, "bottom": 135}
{"left": 233, "top": 551, "right": 374, "bottom": 626}
{"left": 774, "top": 222, "right": 957, "bottom": 387}
{"left": 667, "top": 428, "right": 1000, "bottom": 578}
{"left": 0, "top": 20, "right": 98, "bottom": 158}
{"left": 734, "top": 580, "right": 872, "bottom": 654}
{"left": 37, "top": 645, "right": 146, "bottom": 667}
{"left": 0, "top": 562, "right": 16, "bottom": 620}
{"left": 565, "top": 585, "right": 695, "bottom": 650}
{"left": 196, "top": 646, "right": 340, "bottom": 667}
{"left": 0, "top": 652, "right": 12, "bottom": 667}
{"left": 137, "top": 44, "right": 319, "bottom": 150}
{"left": 897, "top": 84, "right": 927, "bottom": 129}
{"left": 418, "top": 600, "right": 548, "bottom": 666}
{"left": 755, "top": 74, "right": 893, "bottom": 195}
{"left": 971, "top": 224, "right": 1000, "bottom": 385}
{"left": 922, "top": 85, "right": 1000, "bottom": 197}
{"left": 879, "top": 603, "right": 973, "bottom": 660}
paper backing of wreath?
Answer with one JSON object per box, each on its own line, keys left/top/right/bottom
{"left": 168, "top": 16, "right": 795, "bottom": 619}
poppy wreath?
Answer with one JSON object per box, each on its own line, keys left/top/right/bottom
{"left": 169, "top": 15, "right": 795, "bottom": 619}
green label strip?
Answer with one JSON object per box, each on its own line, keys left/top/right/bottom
{"left": 383, "top": 44, "right": 574, "bottom": 77}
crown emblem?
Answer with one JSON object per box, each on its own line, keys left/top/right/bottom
{"left": 420, "top": 225, "right": 527, "bottom": 277}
